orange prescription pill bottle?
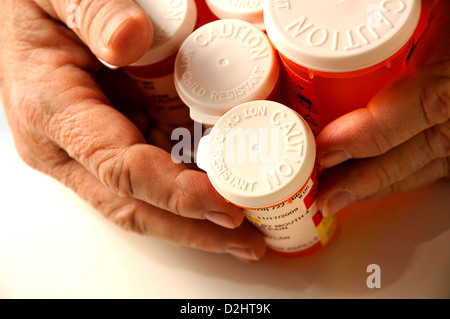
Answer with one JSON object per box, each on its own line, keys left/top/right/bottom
{"left": 264, "top": 0, "right": 422, "bottom": 135}
{"left": 205, "top": 0, "right": 266, "bottom": 30}
{"left": 413, "top": 0, "right": 430, "bottom": 45}
{"left": 195, "top": 0, "right": 218, "bottom": 27}
{"left": 174, "top": 19, "right": 280, "bottom": 129}
{"left": 197, "top": 100, "right": 337, "bottom": 257}
{"left": 123, "top": 0, "right": 198, "bottom": 134}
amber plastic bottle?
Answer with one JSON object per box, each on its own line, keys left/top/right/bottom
{"left": 264, "top": 0, "right": 422, "bottom": 135}
{"left": 123, "top": 0, "right": 198, "bottom": 134}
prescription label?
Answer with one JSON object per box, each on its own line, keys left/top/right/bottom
{"left": 244, "top": 168, "right": 335, "bottom": 253}
{"left": 280, "top": 59, "right": 321, "bottom": 136}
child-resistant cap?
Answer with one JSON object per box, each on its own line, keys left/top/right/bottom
{"left": 197, "top": 100, "right": 316, "bottom": 208}
{"left": 206, "top": 0, "right": 266, "bottom": 30}
{"left": 174, "top": 19, "right": 280, "bottom": 126}
{"left": 131, "top": 0, "right": 197, "bottom": 66}
{"left": 264, "top": 0, "right": 421, "bottom": 72}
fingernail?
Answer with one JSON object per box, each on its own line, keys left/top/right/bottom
{"left": 227, "top": 247, "right": 259, "bottom": 262}
{"left": 101, "top": 12, "right": 132, "bottom": 49}
{"left": 323, "top": 191, "right": 355, "bottom": 216}
{"left": 97, "top": 58, "right": 119, "bottom": 69}
{"left": 320, "top": 150, "right": 351, "bottom": 168}
{"left": 206, "top": 211, "right": 235, "bottom": 229}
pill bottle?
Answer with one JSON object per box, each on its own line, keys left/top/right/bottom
{"left": 205, "top": 0, "right": 265, "bottom": 30}
{"left": 413, "top": 0, "right": 430, "bottom": 46}
{"left": 195, "top": 0, "right": 218, "bottom": 28}
{"left": 197, "top": 100, "right": 337, "bottom": 257}
{"left": 264, "top": 0, "right": 422, "bottom": 135}
{"left": 174, "top": 19, "right": 280, "bottom": 129}
{"left": 123, "top": 0, "right": 197, "bottom": 135}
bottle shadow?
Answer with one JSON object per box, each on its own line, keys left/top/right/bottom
{"left": 147, "top": 180, "right": 450, "bottom": 298}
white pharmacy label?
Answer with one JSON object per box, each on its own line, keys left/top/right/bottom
{"left": 244, "top": 172, "right": 326, "bottom": 253}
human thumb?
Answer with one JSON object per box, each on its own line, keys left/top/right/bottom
{"left": 49, "top": 0, "right": 153, "bottom": 66}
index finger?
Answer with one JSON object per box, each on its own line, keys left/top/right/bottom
{"left": 317, "top": 64, "right": 450, "bottom": 168}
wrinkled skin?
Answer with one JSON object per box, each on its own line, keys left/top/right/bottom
{"left": 315, "top": 0, "right": 450, "bottom": 216}
{"left": 0, "top": 0, "right": 448, "bottom": 262}
{"left": 0, "top": 0, "right": 265, "bottom": 262}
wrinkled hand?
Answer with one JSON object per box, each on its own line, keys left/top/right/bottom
{"left": 317, "top": 0, "right": 450, "bottom": 216}
{"left": 0, "top": 0, "right": 266, "bottom": 262}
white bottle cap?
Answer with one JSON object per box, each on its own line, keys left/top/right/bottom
{"left": 264, "top": 0, "right": 421, "bottom": 72}
{"left": 131, "top": 0, "right": 197, "bottom": 66}
{"left": 206, "top": 0, "right": 266, "bottom": 30}
{"left": 197, "top": 100, "right": 316, "bottom": 209}
{"left": 174, "top": 19, "right": 280, "bottom": 126}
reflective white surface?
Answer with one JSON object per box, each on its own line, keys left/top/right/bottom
{"left": 0, "top": 106, "right": 449, "bottom": 299}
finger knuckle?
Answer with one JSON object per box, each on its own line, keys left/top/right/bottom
{"left": 9, "top": 102, "right": 63, "bottom": 172}
{"left": 183, "top": 232, "right": 212, "bottom": 252}
{"left": 374, "top": 159, "right": 396, "bottom": 190}
{"left": 103, "top": 201, "right": 144, "bottom": 234}
{"left": 167, "top": 170, "right": 195, "bottom": 217}
{"left": 430, "top": 157, "right": 450, "bottom": 182}
{"left": 166, "top": 188, "right": 182, "bottom": 216}
{"left": 96, "top": 148, "right": 133, "bottom": 198}
{"left": 167, "top": 170, "right": 208, "bottom": 218}
{"left": 387, "top": 182, "right": 403, "bottom": 198}
{"left": 179, "top": 226, "right": 223, "bottom": 253}
{"left": 424, "top": 121, "right": 450, "bottom": 159}
{"left": 365, "top": 108, "right": 394, "bottom": 155}
{"left": 419, "top": 71, "right": 450, "bottom": 126}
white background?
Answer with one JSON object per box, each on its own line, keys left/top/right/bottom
{"left": 0, "top": 102, "right": 449, "bottom": 299}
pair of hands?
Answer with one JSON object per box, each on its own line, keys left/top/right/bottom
{"left": 0, "top": 0, "right": 448, "bottom": 262}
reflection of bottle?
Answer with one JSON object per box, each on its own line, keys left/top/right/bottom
{"left": 264, "top": 0, "right": 422, "bottom": 135}
{"left": 123, "top": 0, "right": 197, "bottom": 134}
{"left": 174, "top": 19, "right": 280, "bottom": 129}
{"left": 205, "top": 0, "right": 266, "bottom": 30}
{"left": 197, "top": 100, "right": 337, "bottom": 257}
